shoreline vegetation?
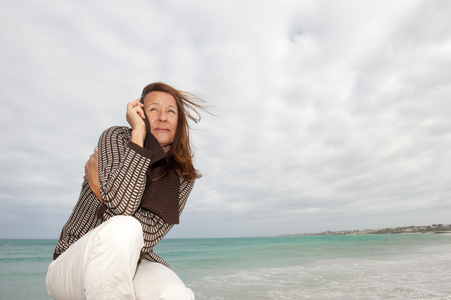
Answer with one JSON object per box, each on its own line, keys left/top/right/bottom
{"left": 282, "top": 224, "right": 451, "bottom": 237}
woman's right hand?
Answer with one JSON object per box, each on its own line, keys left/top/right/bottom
{"left": 126, "top": 99, "right": 147, "bottom": 147}
{"left": 84, "top": 147, "right": 102, "bottom": 203}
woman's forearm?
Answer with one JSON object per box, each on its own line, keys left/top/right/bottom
{"left": 130, "top": 128, "right": 146, "bottom": 147}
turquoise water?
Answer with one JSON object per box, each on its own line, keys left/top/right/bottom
{"left": 156, "top": 234, "right": 451, "bottom": 299}
{"left": 1, "top": 234, "right": 451, "bottom": 299}
{"left": 0, "top": 239, "right": 54, "bottom": 300}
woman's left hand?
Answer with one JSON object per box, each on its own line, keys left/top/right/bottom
{"left": 84, "top": 147, "right": 103, "bottom": 203}
{"left": 126, "top": 99, "right": 147, "bottom": 147}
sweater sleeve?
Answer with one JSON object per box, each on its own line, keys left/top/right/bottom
{"left": 97, "top": 126, "right": 153, "bottom": 216}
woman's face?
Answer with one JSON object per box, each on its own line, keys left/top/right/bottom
{"left": 143, "top": 91, "right": 178, "bottom": 152}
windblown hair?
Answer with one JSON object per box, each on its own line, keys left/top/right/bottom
{"left": 140, "top": 82, "right": 206, "bottom": 181}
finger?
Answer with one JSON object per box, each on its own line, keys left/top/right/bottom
{"left": 128, "top": 106, "right": 141, "bottom": 117}
{"left": 135, "top": 98, "right": 144, "bottom": 107}
{"left": 136, "top": 106, "right": 146, "bottom": 119}
{"left": 128, "top": 99, "right": 144, "bottom": 110}
{"left": 128, "top": 105, "right": 146, "bottom": 120}
{"left": 127, "top": 100, "right": 137, "bottom": 111}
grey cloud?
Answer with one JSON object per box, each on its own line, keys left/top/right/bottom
{"left": 1, "top": 0, "right": 450, "bottom": 238}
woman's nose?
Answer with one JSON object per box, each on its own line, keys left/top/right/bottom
{"left": 159, "top": 110, "right": 167, "bottom": 121}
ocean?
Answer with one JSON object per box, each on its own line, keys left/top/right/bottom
{"left": 1, "top": 234, "right": 450, "bottom": 299}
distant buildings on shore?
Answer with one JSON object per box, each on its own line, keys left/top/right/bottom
{"left": 283, "top": 224, "right": 451, "bottom": 236}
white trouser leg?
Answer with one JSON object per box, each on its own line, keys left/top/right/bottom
{"left": 46, "top": 216, "right": 144, "bottom": 300}
{"left": 134, "top": 260, "right": 195, "bottom": 300}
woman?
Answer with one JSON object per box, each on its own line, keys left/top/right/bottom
{"left": 46, "top": 82, "right": 206, "bottom": 300}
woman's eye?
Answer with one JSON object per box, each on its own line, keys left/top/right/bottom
{"left": 150, "top": 108, "right": 158, "bottom": 112}
{"left": 168, "top": 109, "right": 177, "bottom": 114}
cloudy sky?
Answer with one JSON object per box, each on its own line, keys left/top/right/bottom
{"left": 1, "top": 0, "right": 450, "bottom": 239}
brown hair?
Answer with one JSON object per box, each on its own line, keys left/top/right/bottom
{"left": 141, "top": 82, "right": 206, "bottom": 180}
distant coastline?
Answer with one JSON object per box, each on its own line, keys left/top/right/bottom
{"left": 282, "top": 223, "right": 451, "bottom": 237}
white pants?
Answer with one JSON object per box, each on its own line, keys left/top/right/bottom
{"left": 46, "top": 216, "right": 194, "bottom": 300}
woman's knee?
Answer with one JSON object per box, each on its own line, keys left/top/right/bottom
{"left": 98, "top": 216, "right": 143, "bottom": 247}
{"left": 134, "top": 261, "right": 194, "bottom": 300}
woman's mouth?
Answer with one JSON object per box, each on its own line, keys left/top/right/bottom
{"left": 154, "top": 127, "right": 169, "bottom": 132}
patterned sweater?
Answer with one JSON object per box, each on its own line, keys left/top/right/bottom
{"left": 53, "top": 126, "right": 194, "bottom": 267}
